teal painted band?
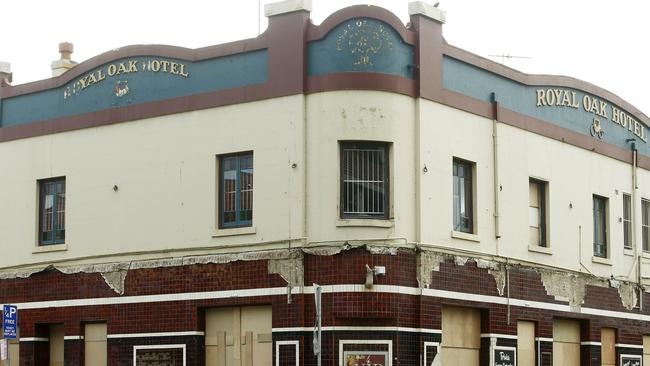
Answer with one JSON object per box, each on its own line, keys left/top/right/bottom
{"left": 443, "top": 56, "right": 650, "bottom": 157}
{"left": 1, "top": 50, "right": 268, "bottom": 127}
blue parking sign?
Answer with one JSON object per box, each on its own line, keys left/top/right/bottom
{"left": 3, "top": 305, "right": 17, "bottom": 339}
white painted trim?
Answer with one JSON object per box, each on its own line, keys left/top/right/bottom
{"left": 64, "top": 335, "right": 83, "bottom": 340}
{"left": 272, "top": 326, "right": 441, "bottom": 334}
{"left": 275, "top": 340, "right": 299, "bottom": 366}
{"left": 480, "top": 333, "right": 518, "bottom": 340}
{"left": 108, "top": 331, "right": 204, "bottom": 339}
{"left": 133, "top": 344, "right": 186, "bottom": 366}
{"left": 423, "top": 342, "right": 440, "bottom": 365}
{"left": 581, "top": 341, "right": 602, "bottom": 346}
{"left": 616, "top": 343, "right": 644, "bottom": 349}
{"left": 339, "top": 340, "right": 392, "bottom": 366}
{"left": 19, "top": 337, "right": 48, "bottom": 342}
{"left": 535, "top": 337, "right": 553, "bottom": 342}
{"left": 3, "top": 284, "right": 649, "bottom": 325}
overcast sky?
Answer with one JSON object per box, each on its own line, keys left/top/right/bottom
{"left": 1, "top": 0, "right": 648, "bottom": 116}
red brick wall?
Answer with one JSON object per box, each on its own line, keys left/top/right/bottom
{"left": 3, "top": 249, "right": 650, "bottom": 365}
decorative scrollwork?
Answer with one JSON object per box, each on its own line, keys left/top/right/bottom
{"left": 336, "top": 19, "right": 394, "bottom": 66}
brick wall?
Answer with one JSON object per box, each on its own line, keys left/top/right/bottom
{"left": 3, "top": 249, "right": 650, "bottom": 365}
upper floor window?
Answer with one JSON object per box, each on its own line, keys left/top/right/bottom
{"left": 453, "top": 158, "right": 474, "bottom": 233}
{"left": 623, "top": 193, "right": 632, "bottom": 250}
{"left": 219, "top": 153, "right": 253, "bottom": 228}
{"left": 529, "top": 179, "right": 548, "bottom": 247}
{"left": 593, "top": 195, "right": 608, "bottom": 258}
{"left": 642, "top": 199, "right": 650, "bottom": 252}
{"left": 340, "top": 142, "right": 389, "bottom": 219}
{"left": 39, "top": 178, "right": 66, "bottom": 245}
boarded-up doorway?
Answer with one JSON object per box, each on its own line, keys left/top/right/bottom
{"left": 205, "top": 306, "right": 272, "bottom": 366}
{"left": 441, "top": 306, "right": 480, "bottom": 366}
{"left": 553, "top": 319, "right": 580, "bottom": 366}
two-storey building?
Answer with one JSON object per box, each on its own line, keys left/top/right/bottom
{"left": 1, "top": 1, "right": 650, "bottom": 365}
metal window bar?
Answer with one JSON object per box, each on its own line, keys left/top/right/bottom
{"left": 342, "top": 146, "right": 385, "bottom": 216}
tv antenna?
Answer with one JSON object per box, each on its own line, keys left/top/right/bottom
{"left": 488, "top": 53, "right": 532, "bottom": 64}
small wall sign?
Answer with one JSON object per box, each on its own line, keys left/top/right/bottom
{"left": 493, "top": 346, "right": 516, "bottom": 366}
{"left": 343, "top": 351, "right": 387, "bottom": 366}
{"left": 620, "top": 354, "right": 641, "bottom": 366}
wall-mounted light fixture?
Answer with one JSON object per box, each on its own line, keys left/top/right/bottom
{"left": 364, "top": 264, "right": 386, "bottom": 289}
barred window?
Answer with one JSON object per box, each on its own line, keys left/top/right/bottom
{"left": 219, "top": 152, "right": 253, "bottom": 228}
{"left": 340, "top": 142, "right": 389, "bottom": 218}
{"left": 39, "top": 178, "right": 66, "bottom": 245}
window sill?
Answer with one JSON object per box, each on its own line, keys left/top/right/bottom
{"left": 451, "top": 230, "right": 479, "bottom": 242}
{"left": 212, "top": 226, "right": 256, "bottom": 237}
{"left": 336, "top": 219, "right": 394, "bottom": 228}
{"left": 33, "top": 243, "right": 67, "bottom": 254}
{"left": 642, "top": 251, "right": 650, "bottom": 259}
{"left": 624, "top": 248, "right": 635, "bottom": 257}
{"left": 592, "top": 256, "right": 612, "bottom": 266}
{"left": 528, "top": 245, "right": 552, "bottom": 255}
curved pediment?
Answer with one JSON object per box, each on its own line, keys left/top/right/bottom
{"left": 307, "top": 6, "right": 415, "bottom": 79}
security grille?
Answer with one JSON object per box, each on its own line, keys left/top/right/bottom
{"left": 341, "top": 143, "right": 387, "bottom": 218}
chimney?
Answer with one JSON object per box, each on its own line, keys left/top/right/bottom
{"left": 0, "top": 61, "right": 11, "bottom": 86}
{"left": 51, "top": 42, "right": 78, "bottom": 77}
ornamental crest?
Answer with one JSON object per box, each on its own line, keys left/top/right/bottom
{"left": 590, "top": 117, "right": 604, "bottom": 139}
{"left": 114, "top": 80, "right": 129, "bottom": 97}
{"left": 336, "top": 19, "right": 394, "bottom": 66}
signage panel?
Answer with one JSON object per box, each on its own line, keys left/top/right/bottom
{"left": 2, "top": 305, "right": 17, "bottom": 339}
{"left": 344, "top": 351, "right": 387, "bottom": 366}
{"left": 620, "top": 354, "right": 641, "bottom": 366}
{"left": 494, "top": 346, "right": 516, "bottom": 366}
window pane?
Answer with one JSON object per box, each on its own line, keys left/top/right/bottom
{"left": 39, "top": 179, "right": 65, "bottom": 245}
{"left": 641, "top": 200, "right": 650, "bottom": 251}
{"left": 341, "top": 144, "right": 387, "bottom": 217}
{"left": 453, "top": 160, "right": 473, "bottom": 233}
{"left": 624, "top": 194, "right": 632, "bottom": 249}
{"left": 593, "top": 196, "right": 607, "bottom": 257}
{"left": 529, "top": 207, "right": 540, "bottom": 228}
{"left": 220, "top": 153, "right": 253, "bottom": 228}
{"left": 222, "top": 157, "right": 238, "bottom": 225}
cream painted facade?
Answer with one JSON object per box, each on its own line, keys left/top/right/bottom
{"left": 1, "top": 90, "right": 649, "bottom": 283}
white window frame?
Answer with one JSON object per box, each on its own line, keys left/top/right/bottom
{"left": 275, "top": 340, "right": 299, "bottom": 366}
{"left": 423, "top": 341, "right": 440, "bottom": 366}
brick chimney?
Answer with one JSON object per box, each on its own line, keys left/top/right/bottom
{"left": 51, "top": 42, "right": 78, "bottom": 77}
{"left": 0, "top": 61, "right": 12, "bottom": 86}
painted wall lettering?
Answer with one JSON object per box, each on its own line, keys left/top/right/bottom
{"left": 535, "top": 88, "right": 647, "bottom": 143}
{"left": 63, "top": 58, "right": 189, "bottom": 100}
